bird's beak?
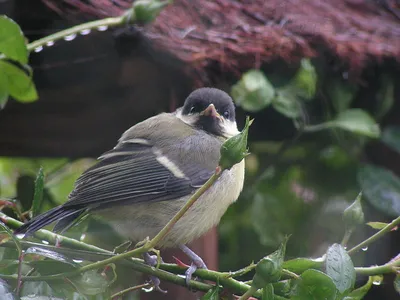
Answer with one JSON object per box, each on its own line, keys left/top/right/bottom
{"left": 200, "top": 104, "right": 221, "bottom": 119}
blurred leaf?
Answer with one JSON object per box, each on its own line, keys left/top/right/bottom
{"left": 20, "top": 281, "right": 60, "bottom": 299}
{"left": 272, "top": 88, "right": 302, "bottom": 119}
{"left": 381, "top": 126, "right": 400, "bottom": 155}
{"left": 343, "top": 192, "right": 364, "bottom": 230}
{"left": 325, "top": 244, "right": 355, "bottom": 294}
{"left": 394, "top": 275, "right": 400, "bottom": 295}
{"left": 0, "top": 278, "right": 16, "bottom": 300}
{"left": 201, "top": 285, "right": 220, "bottom": 299}
{"left": 319, "top": 146, "right": 353, "bottom": 170}
{"left": 357, "top": 164, "right": 400, "bottom": 217}
{"left": 282, "top": 258, "right": 323, "bottom": 275}
{"left": 261, "top": 283, "right": 274, "bottom": 300}
{"left": 0, "top": 259, "right": 20, "bottom": 275}
{"left": 0, "top": 15, "right": 28, "bottom": 64}
{"left": 375, "top": 74, "right": 394, "bottom": 119}
{"left": 342, "top": 276, "right": 374, "bottom": 300}
{"left": 25, "top": 246, "right": 78, "bottom": 266}
{"left": 272, "top": 280, "right": 293, "bottom": 297}
{"left": 0, "top": 61, "right": 38, "bottom": 102}
{"left": 0, "top": 220, "right": 22, "bottom": 254}
{"left": 21, "top": 297, "right": 63, "bottom": 300}
{"left": 327, "top": 78, "right": 358, "bottom": 113}
{"left": 31, "top": 167, "right": 45, "bottom": 218}
{"left": 28, "top": 260, "right": 77, "bottom": 276}
{"left": 330, "top": 109, "right": 380, "bottom": 138}
{"left": 291, "top": 58, "right": 317, "bottom": 100}
{"left": 69, "top": 270, "right": 109, "bottom": 295}
{"left": 291, "top": 269, "right": 337, "bottom": 300}
{"left": 133, "top": 0, "right": 171, "bottom": 24}
{"left": 231, "top": 69, "right": 275, "bottom": 112}
{"left": 366, "top": 222, "right": 389, "bottom": 230}
{"left": 0, "top": 70, "right": 8, "bottom": 109}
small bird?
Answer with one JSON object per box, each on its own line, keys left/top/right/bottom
{"left": 15, "top": 87, "right": 245, "bottom": 286}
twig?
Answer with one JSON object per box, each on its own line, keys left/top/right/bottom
{"left": 238, "top": 286, "right": 257, "bottom": 300}
{"left": 111, "top": 282, "right": 152, "bottom": 299}
{"left": 348, "top": 216, "right": 400, "bottom": 255}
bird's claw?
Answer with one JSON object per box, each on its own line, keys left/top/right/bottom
{"left": 148, "top": 275, "right": 167, "bottom": 294}
{"left": 184, "top": 256, "right": 208, "bottom": 286}
{"left": 143, "top": 252, "right": 167, "bottom": 293}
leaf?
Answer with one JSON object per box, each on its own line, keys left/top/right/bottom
{"left": 343, "top": 192, "right": 364, "bottom": 229}
{"left": 272, "top": 280, "right": 293, "bottom": 297}
{"left": 395, "top": 274, "right": 400, "bottom": 295}
{"left": 0, "top": 70, "right": 9, "bottom": 109}
{"left": 327, "top": 78, "right": 358, "bottom": 113}
{"left": 0, "top": 60, "right": 38, "bottom": 102}
{"left": 201, "top": 285, "right": 221, "bottom": 299}
{"left": 0, "top": 220, "right": 22, "bottom": 254}
{"left": 330, "top": 109, "right": 380, "bottom": 138}
{"left": 291, "top": 58, "right": 317, "bottom": 100}
{"left": 366, "top": 222, "right": 389, "bottom": 230}
{"left": 231, "top": 69, "right": 275, "bottom": 112}
{"left": 325, "top": 243, "right": 356, "bottom": 294}
{"left": 282, "top": 258, "right": 324, "bottom": 274}
{"left": 342, "top": 276, "right": 374, "bottom": 300}
{"left": 0, "top": 278, "right": 16, "bottom": 300}
{"left": 291, "top": 269, "right": 337, "bottom": 300}
{"left": 272, "top": 87, "right": 302, "bottom": 119}
{"left": 69, "top": 270, "right": 109, "bottom": 295}
{"left": 261, "top": 283, "right": 274, "bottom": 300}
{"left": 381, "top": 126, "right": 400, "bottom": 155}
{"left": 357, "top": 164, "right": 400, "bottom": 217}
{"left": 0, "top": 15, "right": 28, "bottom": 63}
{"left": 20, "top": 281, "right": 61, "bottom": 299}
{"left": 31, "top": 167, "right": 45, "bottom": 218}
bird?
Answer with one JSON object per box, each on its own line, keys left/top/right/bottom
{"left": 15, "top": 87, "right": 245, "bottom": 287}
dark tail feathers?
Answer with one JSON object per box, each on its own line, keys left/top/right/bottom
{"left": 14, "top": 206, "right": 84, "bottom": 237}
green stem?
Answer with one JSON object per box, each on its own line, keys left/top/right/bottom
{"left": 27, "top": 15, "right": 128, "bottom": 52}
{"left": 303, "top": 122, "right": 333, "bottom": 133}
{"left": 238, "top": 286, "right": 257, "bottom": 300}
{"left": 355, "top": 258, "right": 400, "bottom": 276}
{"left": 341, "top": 228, "right": 354, "bottom": 247}
{"left": 348, "top": 216, "right": 400, "bottom": 255}
{"left": 281, "top": 269, "right": 300, "bottom": 279}
{"left": 0, "top": 212, "right": 110, "bottom": 253}
{"left": 111, "top": 283, "right": 151, "bottom": 299}
{"left": 145, "top": 167, "right": 222, "bottom": 249}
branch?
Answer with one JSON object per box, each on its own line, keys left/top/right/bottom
{"left": 348, "top": 216, "right": 400, "bottom": 255}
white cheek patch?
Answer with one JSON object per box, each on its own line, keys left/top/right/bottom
{"left": 153, "top": 148, "right": 187, "bottom": 179}
{"left": 221, "top": 120, "right": 240, "bottom": 138}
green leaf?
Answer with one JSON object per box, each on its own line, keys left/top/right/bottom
{"left": 0, "top": 60, "right": 38, "bottom": 102}
{"left": 291, "top": 58, "right": 317, "bottom": 100}
{"left": 220, "top": 116, "right": 252, "bottom": 170}
{"left": 20, "top": 281, "right": 62, "bottom": 299}
{"left": 31, "top": 167, "right": 45, "bottom": 218}
{"left": 0, "top": 70, "right": 9, "bottom": 109}
{"left": 381, "top": 126, "right": 400, "bottom": 155}
{"left": 282, "top": 258, "right": 324, "bottom": 275}
{"left": 342, "top": 276, "right": 374, "bottom": 300}
{"left": 366, "top": 222, "right": 389, "bottom": 230}
{"left": 28, "top": 260, "right": 77, "bottom": 276}
{"left": 291, "top": 269, "right": 337, "bottom": 300}
{"left": 0, "top": 15, "right": 28, "bottom": 64}
{"left": 0, "top": 220, "right": 22, "bottom": 254}
{"left": 272, "top": 280, "right": 293, "bottom": 297}
{"left": 327, "top": 78, "right": 358, "bottom": 113}
{"left": 343, "top": 192, "right": 364, "bottom": 229}
{"left": 69, "top": 270, "right": 109, "bottom": 295}
{"left": 272, "top": 88, "right": 302, "bottom": 119}
{"left": 394, "top": 274, "right": 400, "bottom": 295}
{"left": 133, "top": 0, "right": 171, "bottom": 24}
{"left": 357, "top": 164, "right": 400, "bottom": 217}
{"left": 231, "top": 69, "right": 275, "bottom": 112}
{"left": 330, "top": 109, "right": 380, "bottom": 138}
{"left": 262, "top": 283, "right": 274, "bottom": 300}
{"left": 201, "top": 285, "right": 221, "bottom": 299}
{"left": 325, "top": 243, "right": 356, "bottom": 294}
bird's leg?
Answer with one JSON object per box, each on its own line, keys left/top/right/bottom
{"left": 179, "top": 244, "right": 208, "bottom": 285}
{"left": 143, "top": 252, "right": 167, "bottom": 294}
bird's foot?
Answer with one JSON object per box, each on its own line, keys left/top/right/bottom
{"left": 179, "top": 245, "right": 208, "bottom": 286}
{"left": 143, "top": 252, "right": 167, "bottom": 293}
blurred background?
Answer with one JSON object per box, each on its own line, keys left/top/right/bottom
{"left": 0, "top": 0, "right": 399, "bottom": 299}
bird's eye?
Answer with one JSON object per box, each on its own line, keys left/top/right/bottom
{"left": 189, "top": 106, "right": 195, "bottom": 114}
{"left": 223, "top": 111, "right": 230, "bottom": 119}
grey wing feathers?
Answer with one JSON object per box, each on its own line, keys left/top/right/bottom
{"left": 65, "top": 139, "right": 213, "bottom": 210}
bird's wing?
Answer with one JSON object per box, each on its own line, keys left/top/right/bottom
{"left": 65, "top": 127, "right": 217, "bottom": 210}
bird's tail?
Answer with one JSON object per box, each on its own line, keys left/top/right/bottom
{"left": 14, "top": 205, "right": 84, "bottom": 237}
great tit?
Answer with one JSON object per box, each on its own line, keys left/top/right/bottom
{"left": 15, "top": 87, "right": 245, "bottom": 283}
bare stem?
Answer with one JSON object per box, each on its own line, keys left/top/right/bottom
{"left": 111, "top": 282, "right": 151, "bottom": 299}
{"left": 348, "top": 216, "right": 400, "bottom": 255}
